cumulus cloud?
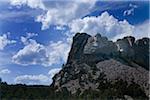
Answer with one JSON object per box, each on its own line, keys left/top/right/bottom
{"left": 0, "top": 34, "right": 16, "bottom": 50}
{"left": 35, "top": 0, "right": 96, "bottom": 30}
{"left": 12, "top": 38, "right": 70, "bottom": 67}
{"left": 12, "top": 39, "right": 49, "bottom": 66}
{"left": 46, "top": 41, "right": 70, "bottom": 66}
{"left": 69, "top": 11, "right": 134, "bottom": 41}
{"left": 69, "top": 11, "right": 149, "bottom": 41}
{"left": 9, "top": 0, "right": 97, "bottom": 30}
{"left": 13, "top": 31, "right": 70, "bottom": 67}
{"left": 10, "top": 0, "right": 46, "bottom": 10}
{"left": 123, "top": 3, "right": 138, "bottom": 16}
{"left": 133, "top": 20, "right": 149, "bottom": 39}
{"left": 0, "top": 69, "right": 11, "bottom": 74}
{"left": 15, "top": 74, "right": 49, "bottom": 85}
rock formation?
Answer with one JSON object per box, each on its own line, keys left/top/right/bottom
{"left": 51, "top": 33, "right": 149, "bottom": 99}
{"left": 84, "top": 34, "right": 117, "bottom": 55}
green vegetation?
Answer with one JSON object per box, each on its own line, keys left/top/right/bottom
{"left": 0, "top": 79, "right": 148, "bottom": 100}
{"left": 0, "top": 82, "right": 53, "bottom": 99}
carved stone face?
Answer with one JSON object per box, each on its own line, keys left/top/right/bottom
{"left": 84, "top": 34, "right": 117, "bottom": 55}
{"left": 116, "top": 36, "right": 135, "bottom": 55}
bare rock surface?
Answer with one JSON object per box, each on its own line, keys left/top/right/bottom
{"left": 96, "top": 59, "right": 149, "bottom": 96}
{"left": 51, "top": 33, "right": 149, "bottom": 99}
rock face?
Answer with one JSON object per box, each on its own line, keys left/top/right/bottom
{"left": 134, "top": 38, "right": 149, "bottom": 70}
{"left": 116, "top": 37, "right": 149, "bottom": 70}
{"left": 84, "top": 34, "right": 117, "bottom": 55}
{"left": 67, "top": 33, "right": 91, "bottom": 64}
{"left": 51, "top": 33, "right": 149, "bottom": 99}
{"left": 116, "top": 36, "right": 135, "bottom": 57}
{"left": 96, "top": 59, "right": 149, "bottom": 96}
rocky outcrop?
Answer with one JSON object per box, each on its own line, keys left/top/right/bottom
{"left": 67, "top": 33, "right": 91, "bottom": 64}
{"left": 84, "top": 34, "right": 117, "bottom": 55}
{"left": 51, "top": 33, "right": 149, "bottom": 99}
{"left": 134, "top": 38, "right": 149, "bottom": 70}
{"left": 116, "top": 36, "right": 135, "bottom": 57}
{"left": 116, "top": 36, "right": 149, "bottom": 70}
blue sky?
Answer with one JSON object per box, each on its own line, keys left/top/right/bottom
{"left": 0, "top": 0, "right": 149, "bottom": 85}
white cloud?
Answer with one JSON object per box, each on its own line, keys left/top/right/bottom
{"left": 14, "top": 68, "right": 61, "bottom": 85}
{"left": 21, "top": 32, "right": 38, "bottom": 45}
{"left": 55, "top": 26, "right": 66, "bottom": 31}
{"left": 123, "top": 3, "right": 138, "bottom": 16}
{"left": 0, "top": 9, "right": 41, "bottom": 22}
{"left": 133, "top": 20, "right": 149, "bottom": 39}
{"left": 20, "top": 36, "right": 28, "bottom": 45}
{"left": 15, "top": 74, "right": 49, "bottom": 85}
{"left": 46, "top": 41, "right": 70, "bottom": 66}
{"left": 0, "top": 34, "right": 16, "bottom": 50}
{"left": 12, "top": 39, "right": 49, "bottom": 66}
{"left": 0, "top": 69, "right": 11, "bottom": 74}
{"left": 69, "top": 11, "right": 149, "bottom": 41}
{"left": 12, "top": 38, "right": 70, "bottom": 67}
{"left": 14, "top": 68, "right": 62, "bottom": 85}
{"left": 10, "top": 0, "right": 46, "bottom": 10}
{"left": 9, "top": 0, "right": 97, "bottom": 30}
{"left": 48, "top": 68, "right": 61, "bottom": 79}
{"left": 35, "top": 0, "right": 96, "bottom": 30}
{"left": 69, "top": 11, "right": 134, "bottom": 41}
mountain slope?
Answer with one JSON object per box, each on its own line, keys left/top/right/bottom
{"left": 51, "top": 33, "right": 149, "bottom": 99}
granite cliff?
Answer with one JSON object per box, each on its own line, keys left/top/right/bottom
{"left": 51, "top": 33, "right": 149, "bottom": 99}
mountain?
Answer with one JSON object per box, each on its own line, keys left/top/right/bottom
{"left": 51, "top": 33, "right": 149, "bottom": 99}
